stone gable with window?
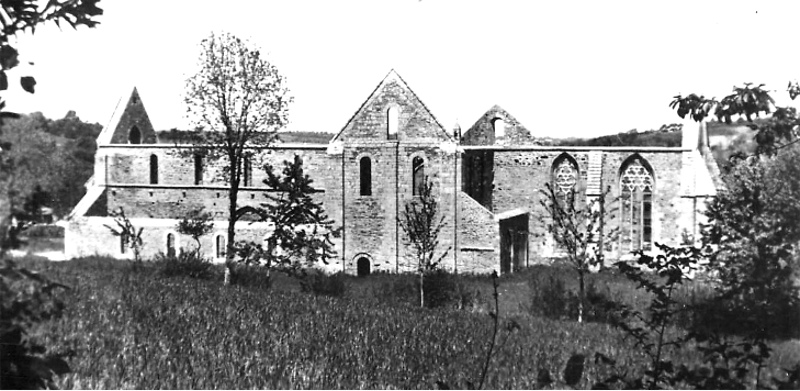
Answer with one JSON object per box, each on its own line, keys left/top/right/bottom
{"left": 65, "top": 70, "right": 721, "bottom": 275}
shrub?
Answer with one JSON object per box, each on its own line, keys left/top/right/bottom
{"left": 299, "top": 271, "right": 348, "bottom": 298}
{"left": 370, "top": 272, "right": 418, "bottom": 307}
{"left": 0, "top": 258, "right": 71, "bottom": 389}
{"left": 154, "top": 249, "right": 213, "bottom": 280}
{"left": 231, "top": 264, "right": 273, "bottom": 290}
{"left": 423, "top": 269, "right": 478, "bottom": 309}
{"left": 529, "top": 272, "right": 616, "bottom": 323}
{"left": 20, "top": 224, "right": 64, "bottom": 239}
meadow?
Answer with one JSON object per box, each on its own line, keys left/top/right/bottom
{"left": 15, "top": 255, "right": 800, "bottom": 389}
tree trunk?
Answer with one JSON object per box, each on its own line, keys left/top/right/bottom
{"left": 578, "top": 268, "right": 585, "bottom": 323}
{"left": 0, "top": 186, "right": 12, "bottom": 257}
{"left": 225, "top": 169, "right": 239, "bottom": 286}
{"left": 420, "top": 271, "right": 424, "bottom": 308}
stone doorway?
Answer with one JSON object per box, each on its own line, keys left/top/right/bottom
{"left": 499, "top": 213, "right": 529, "bottom": 274}
{"left": 357, "top": 256, "right": 371, "bottom": 277}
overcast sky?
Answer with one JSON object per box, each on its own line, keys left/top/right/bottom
{"left": 5, "top": 0, "right": 800, "bottom": 138}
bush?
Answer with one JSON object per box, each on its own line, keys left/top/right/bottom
{"left": 370, "top": 272, "right": 418, "bottom": 307}
{"left": 0, "top": 258, "right": 71, "bottom": 389}
{"left": 232, "top": 264, "right": 273, "bottom": 290}
{"left": 20, "top": 224, "right": 64, "bottom": 239}
{"left": 424, "top": 269, "right": 478, "bottom": 309}
{"left": 689, "top": 290, "right": 800, "bottom": 340}
{"left": 154, "top": 250, "right": 213, "bottom": 280}
{"left": 529, "top": 273, "right": 616, "bottom": 323}
{"left": 300, "top": 271, "right": 348, "bottom": 297}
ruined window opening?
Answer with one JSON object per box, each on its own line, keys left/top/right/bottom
{"left": 552, "top": 155, "right": 578, "bottom": 205}
{"left": 128, "top": 125, "right": 141, "bottom": 144}
{"left": 194, "top": 154, "right": 203, "bottom": 185}
{"left": 492, "top": 118, "right": 505, "bottom": 141}
{"left": 360, "top": 157, "right": 372, "bottom": 196}
{"left": 243, "top": 154, "right": 253, "bottom": 187}
{"left": 215, "top": 235, "right": 225, "bottom": 259}
{"left": 620, "top": 157, "right": 654, "bottom": 252}
{"left": 387, "top": 106, "right": 399, "bottom": 140}
{"left": 357, "top": 256, "right": 371, "bottom": 277}
{"left": 166, "top": 233, "right": 176, "bottom": 257}
{"left": 149, "top": 154, "right": 158, "bottom": 184}
{"left": 412, "top": 156, "right": 425, "bottom": 196}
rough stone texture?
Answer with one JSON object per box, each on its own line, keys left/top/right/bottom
{"left": 67, "top": 72, "right": 722, "bottom": 275}
{"left": 461, "top": 105, "right": 534, "bottom": 146}
{"left": 456, "top": 192, "right": 499, "bottom": 274}
{"left": 108, "top": 88, "right": 157, "bottom": 145}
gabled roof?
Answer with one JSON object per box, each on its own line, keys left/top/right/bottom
{"left": 330, "top": 69, "right": 452, "bottom": 143}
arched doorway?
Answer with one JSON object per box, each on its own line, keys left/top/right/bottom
{"left": 357, "top": 257, "right": 371, "bottom": 277}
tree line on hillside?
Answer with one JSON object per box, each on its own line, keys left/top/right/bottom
{"left": 0, "top": 111, "right": 101, "bottom": 222}
{"left": 554, "top": 123, "right": 684, "bottom": 147}
{"left": 156, "top": 129, "right": 332, "bottom": 144}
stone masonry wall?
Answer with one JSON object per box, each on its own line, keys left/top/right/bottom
{"left": 456, "top": 191, "right": 499, "bottom": 274}
{"left": 488, "top": 148, "right": 685, "bottom": 262}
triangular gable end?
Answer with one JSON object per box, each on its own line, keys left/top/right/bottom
{"left": 97, "top": 87, "right": 157, "bottom": 145}
{"left": 462, "top": 104, "right": 533, "bottom": 146}
{"left": 331, "top": 69, "right": 451, "bottom": 143}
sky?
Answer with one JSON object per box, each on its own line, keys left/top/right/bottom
{"left": 5, "top": 0, "right": 800, "bottom": 138}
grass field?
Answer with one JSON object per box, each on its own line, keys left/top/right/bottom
{"left": 14, "top": 256, "right": 800, "bottom": 389}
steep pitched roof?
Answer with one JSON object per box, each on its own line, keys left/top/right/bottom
{"left": 330, "top": 69, "right": 451, "bottom": 143}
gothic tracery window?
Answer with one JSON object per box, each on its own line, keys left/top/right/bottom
{"left": 552, "top": 154, "right": 579, "bottom": 205}
{"left": 619, "top": 156, "right": 654, "bottom": 252}
{"left": 553, "top": 158, "right": 578, "bottom": 194}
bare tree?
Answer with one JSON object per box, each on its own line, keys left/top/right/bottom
{"left": 184, "top": 32, "right": 291, "bottom": 284}
{"left": 540, "top": 184, "right": 615, "bottom": 323}
{"left": 104, "top": 207, "right": 144, "bottom": 264}
{"left": 398, "top": 177, "right": 450, "bottom": 308}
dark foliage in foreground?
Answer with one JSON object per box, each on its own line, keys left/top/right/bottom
{"left": 0, "top": 258, "right": 71, "bottom": 389}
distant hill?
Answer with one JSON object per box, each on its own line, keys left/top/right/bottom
{"left": 275, "top": 131, "right": 333, "bottom": 144}
{"left": 548, "top": 121, "right": 760, "bottom": 171}
{"left": 156, "top": 130, "right": 333, "bottom": 144}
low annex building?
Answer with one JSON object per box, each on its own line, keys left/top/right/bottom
{"left": 66, "top": 70, "right": 722, "bottom": 275}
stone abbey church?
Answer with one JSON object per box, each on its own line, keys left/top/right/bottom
{"left": 66, "top": 70, "right": 722, "bottom": 275}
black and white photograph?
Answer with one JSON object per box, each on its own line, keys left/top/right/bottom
{"left": 2, "top": 0, "right": 799, "bottom": 389}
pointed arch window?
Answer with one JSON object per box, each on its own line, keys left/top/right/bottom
{"left": 620, "top": 156, "right": 654, "bottom": 252}
{"left": 149, "top": 154, "right": 158, "bottom": 184}
{"left": 551, "top": 154, "right": 578, "bottom": 205}
{"left": 387, "top": 106, "right": 399, "bottom": 140}
{"left": 128, "top": 125, "right": 141, "bottom": 144}
{"left": 360, "top": 156, "right": 372, "bottom": 196}
{"left": 412, "top": 156, "right": 425, "bottom": 196}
